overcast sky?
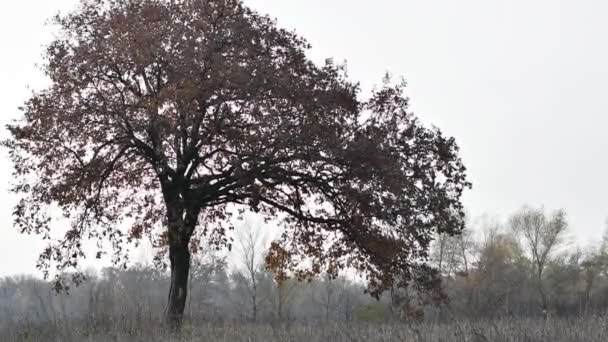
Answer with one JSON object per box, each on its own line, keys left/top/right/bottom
{"left": 1, "top": 0, "right": 607, "bottom": 276}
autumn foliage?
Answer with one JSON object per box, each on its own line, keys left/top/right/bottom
{"left": 3, "top": 0, "right": 469, "bottom": 326}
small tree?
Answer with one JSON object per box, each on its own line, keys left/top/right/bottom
{"left": 578, "top": 246, "right": 606, "bottom": 315}
{"left": 320, "top": 273, "right": 336, "bottom": 321}
{"left": 510, "top": 206, "right": 568, "bottom": 318}
{"left": 474, "top": 228, "right": 526, "bottom": 317}
{"left": 234, "top": 220, "right": 266, "bottom": 322}
{"left": 188, "top": 245, "right": 226, "bottom": 320}
{"left": 431, "top": 227, "right": 474, "bottom": 279}
{"left": 3, "top": 0, "right": 469, "bottom": 328}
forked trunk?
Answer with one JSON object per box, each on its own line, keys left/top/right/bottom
{"left": 166, "top": 243, "right": 191, "bottom": 330}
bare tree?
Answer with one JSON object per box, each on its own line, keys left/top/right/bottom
{"left": 454, "top": 228, "right": 476, "bottom": 277}
{"left": 272, "top": 278, "right": 300, "bottom": 322}
{"left": 188, "top": 246, "right": 226, "bottom": 320}
{"left": 578, "top": 245, "right": 607, "bottom": 315}
{"left": 510, "top": 206, "right": 568, "bottom": 319}
{"left": 234, "top": 220, "right": 267, "bottom": 323}
{"left": 320, "top": 273, "right": 336, "bottom": 321}
{"left": 432, "top": 229, "right": 475, "bottom": 279}
{"left": 475, "top": 227, "right": 526, "bottom": 317}
{"left": 432, "top": 233, "right": 450, "bottom": 276}
{"left": 337, "top": 278, "right": 360, "bottom": 321}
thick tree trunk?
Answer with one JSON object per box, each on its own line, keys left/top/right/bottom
{"left": 166, "top": 243, "right": 191, "bottom": 330}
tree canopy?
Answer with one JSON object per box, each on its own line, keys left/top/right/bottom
{"left": 3, "top": 0, "right": 469, "bottom": 325}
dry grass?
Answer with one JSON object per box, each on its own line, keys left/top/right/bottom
{"left": 4, "top": 316, "right": 608, "bottom": 342}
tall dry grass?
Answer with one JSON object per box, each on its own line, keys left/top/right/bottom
{"left": 3, "top": 315, "right": 608, "bottom": 342}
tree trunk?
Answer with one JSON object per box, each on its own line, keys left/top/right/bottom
{"left": 166, "top": 243, "right": 191, "bottom": 330}
{"left": 539, "top": 285, "right": 550, "bottom": 320}
{"left": 536, "top": 265, "right": 550, "bottom": 320}
{"left": 252, "top": 291, "right": 257, "bottom": 323}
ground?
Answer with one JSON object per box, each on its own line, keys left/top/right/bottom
{"left": 4, "top": 316, "right": 608, "bottom": 342}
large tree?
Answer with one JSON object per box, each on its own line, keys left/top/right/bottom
{"left": 3, "top": 0, "right": 469, "bottom": 328}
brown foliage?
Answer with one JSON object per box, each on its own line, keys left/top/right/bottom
{"left": 3, "top": 0, "right": 469, "bottom": 302}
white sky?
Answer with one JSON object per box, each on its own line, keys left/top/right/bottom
{"left": 1, "top": 0, "right": 607, "bottom": 276}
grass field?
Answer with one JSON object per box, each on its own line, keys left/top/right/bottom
{"left": 4, "top": 316, "right": 608, "bottom": 342}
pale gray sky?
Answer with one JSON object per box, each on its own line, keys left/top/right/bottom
{"left": 1, "top": 0, "right": 607, "bottom": 276}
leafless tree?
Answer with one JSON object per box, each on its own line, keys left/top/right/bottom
{"left": 234, "top": 220, "right": 267, "bottom": 322}
{"left": 272, "top": 278, "right": 300, "bottom": 322}
{"left": 320, "top": 273, "right": 336, "bottom": 321}
{"left": 510, "top": 206, "right": 568, "bottom": 319}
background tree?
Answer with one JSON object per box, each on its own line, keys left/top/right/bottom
{"left": 431, "top": 228, "right": 474, "bottom": 279}
{"left": 320, "top": 273, "right": 337, "bottom": 321}
{"left": 187, "top": 244, "right": 227, "bottom": 320}
{"left": 510, "top": 206, "right": 568, "bottom": 319}
{"left": 577, "top": 246, "right": 607, "bottom": 315}
{"left": 3, "top": 0, "right": 469, "bottom": 328}
{"left": 474, "top": 228, "right": 528, "bottom": 317}
{"left": 233, "top": 220, "right": 267, "bottom": 322}
{"left": 432, "top": 232, "right": 450, "bottom": 276}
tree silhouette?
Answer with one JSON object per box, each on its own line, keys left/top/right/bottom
{"left": 3, "top": 0, "right": 469, "bottom": 328}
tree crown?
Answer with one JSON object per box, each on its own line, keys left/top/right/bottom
{"left": 4, "top": 0, "right": 470, "bottom": 295}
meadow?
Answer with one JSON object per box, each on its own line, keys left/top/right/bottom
{"left": 4, "top": 316, "right": 608, "bottom": 342}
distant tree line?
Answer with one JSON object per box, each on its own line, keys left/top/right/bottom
{"left": 2, "top": 205, "right": 607, "bottom": 328}
{"left": 431, "top": 205, "right": 608, "bottom": 321}
{"left": 0, "top": 259, "right": 376, "bottom": 327}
